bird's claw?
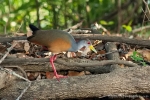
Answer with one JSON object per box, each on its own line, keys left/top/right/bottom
{"left": 54, "top": 74, "right": 68, "bottom": 81}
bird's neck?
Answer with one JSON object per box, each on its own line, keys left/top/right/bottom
{"left": 76, "top": 40, "right": 87, "bottom": 50}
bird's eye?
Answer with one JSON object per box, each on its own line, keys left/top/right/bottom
{"left": 87, "top": 42, "right": 90, "bottom": 44}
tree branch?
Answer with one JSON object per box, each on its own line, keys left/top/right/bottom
{"left": 0, "top": 34, "right": 150, "bottom": 47}
{"left": 1, "top": 58, "right": 140, "bottom": 73}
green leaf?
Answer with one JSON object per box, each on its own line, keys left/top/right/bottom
{"left": 108, "top": 21, "right": 114, "bottom": 25}
{"left": 100, "top": 20, "right": 107, "bottom": 25}
{"left": 133, "top": 51, "right": 137, "bottom": 56}
{"left": 122, "top": 25, "right": 127, "bottom": 28}
{"left": 128, "top": 20, "right": 133, "bottom": 26}
{"left": 126, "top": 26, "right": 132, "bottom": 32}
{"left": 131, "top": 51, "right": 144, "bottom": 62}
{"left": 141, "top": 62, "right": 146, "bottom": 66}
{"left": 122, "top": 25, "right": 132, "bottom": 32}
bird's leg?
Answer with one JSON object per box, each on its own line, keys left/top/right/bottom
{"left": 50, "top": 55, "right": 67, "bottom": 81}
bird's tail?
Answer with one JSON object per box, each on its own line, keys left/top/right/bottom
{"left": 29, "top": 24, "right": 39, "bottom": 32}
{"left": 27, "top": 24, "right": 39, "bottom": 41}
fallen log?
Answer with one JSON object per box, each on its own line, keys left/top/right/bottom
{"left": 0, "top": 66, "right": 150, "bottom": 99}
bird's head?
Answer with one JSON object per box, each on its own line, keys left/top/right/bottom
{"left": 77, "top": 39, "right": 97, "bottom": 53}
{"left": 85, "top": 39, "right": 97, "bottom": 53}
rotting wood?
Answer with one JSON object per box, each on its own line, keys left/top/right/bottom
{"left": 0, "top": 66, "right": 150, "bottom": 100}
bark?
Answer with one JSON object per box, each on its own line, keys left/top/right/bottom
{"left": 0, "top": 34, "right": 150, "bottom": 47}
{"left": 105, "top": 42, "right": 120, "bottom": 69}
{"left": 0, "top": 66, "right": 150, "bottom": 100}
{"left": 1, "top": 58, "right": 139, "bottom": 73}
{"left": 73, "top": 34, "right": 150, "bottom": 47}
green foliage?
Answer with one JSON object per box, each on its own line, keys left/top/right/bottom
{"left": 122, "top": 20, "right": 133, "bottom": 32}
{"left": 130, "top": 51, "right": 146, "bottom": 66}
{"left": 122, "top": 25, "right": 132, "bottom": 32}
{"left": 100, "top": 20, "right": 114, "bottom": 25}
{"left": 0, "top": 0, "right": 144, "bottom": 34}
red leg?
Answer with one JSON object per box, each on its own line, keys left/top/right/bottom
{"left": 50, "top": 55, "right": 67, "bottom": 81}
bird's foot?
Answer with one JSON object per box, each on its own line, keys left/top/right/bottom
{"left": 54, "top": 74, "right": 68, "bottom": 81}
{"left": 50, "top": 55, "right": 57, "bottom": 61}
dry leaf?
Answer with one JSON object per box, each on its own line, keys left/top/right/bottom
{"left": 24, "top": 42, "right": 30, "bottom": 53}
{"left": 26, "top": 31, "right": 32, "bottom": 37}
{"left": 68, "top": 71, "right": 90, "bottom": 76}
{"left": 15, "top": 32, "right": 26, "bottom": 36}
{"left": 0, "top": 44, "right": 6, "bottom": 53}
{"left": 93, "top": 40, "right": 102, "bottom": 46}
{"left": 137, "top": 49, "right": 150, "bottom": 61}
{"left": 27, "top": 72, "right": 39, "bottom": 81}
{"left": 46, "top": 72, "right": 54, "bottom": 79}
{"left": 125, "top": 50, "right": 134, "bottom": 60}
{"left": 67, "top": 52, "right": 76, "bottom": 58}
{"left": 16, "top": 53, "right": 26, "bottom": 58}
{"left": 14, "top": 42, "right": 24, "bottom": 50}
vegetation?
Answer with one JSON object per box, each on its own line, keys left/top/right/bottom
{"left": 0, "top": 0, "right": 147, "bottom": 34}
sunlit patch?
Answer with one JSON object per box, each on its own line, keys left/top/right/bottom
{"left": 3, "top": 17, "right": 8, "bottom": 22}
{"left": 11, "top": 22, "right": 16, "bottom": 27}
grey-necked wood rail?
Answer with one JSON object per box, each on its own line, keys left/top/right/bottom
{"left": 27, "top": 24, "right": 97, "bottom": 81}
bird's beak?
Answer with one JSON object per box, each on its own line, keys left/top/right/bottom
{"left": 89, "top": 45, "right": 97, "bottom": 53}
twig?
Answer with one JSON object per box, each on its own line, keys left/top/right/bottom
{"left": 91, "top": 22, "right": 110, "bottom": 35}
{"left": 16, "top": 81, "right": 31, "bottom": 100}
{"left": 142, "top": 0, "right": 150, "bottom": 21}
{"left": 4, "top": 66, "right": 27, "bottom": 78}
{"left": 131, "top": 25, "right": 150, "bottom": 34}
{"left": 0, "top": 41, "right": 17, "bottom": 64}
{"left": 96, "top": 50, "right": 119, "bottom": 58}
{"left": 64, "top": 21, "right": 83, "bottom": 31}
{"left": 0, "top": 67, "right": 30, "bottom": 82}
{"left": 0, "top": 41, "right": 31, "bottom": 100}
{"left": 139, "top": 96, "right": 145, "bottom": 100}
{"left": 16, "top": 21, "right": 23, "bottom": 33}
{"left": 141, "top": 8, "right": 150, "bottom": 21}
{"left": 68, "top": 29, "right": 91, "bottom": 34}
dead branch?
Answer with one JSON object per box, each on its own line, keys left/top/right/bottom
{"left": 142, "top": 0, "right": 150, "bottom": 20}
{"left": 0, "top": 68, "right": 26, "bottom": 90}
{"left": 72, "top": 34, "right": 150, "bottom": 47}
{"left": 0, "top": 36, "right": 26, "bottom": 43}
{"left": 64, "top": 21, "right": 83, "bottom": 31}
{"left": 0, "top": 66, "right": 150, "bottom": 100}
{"left": 131, "top": 25, "right": 150, "bottom": 33}
{"left": 3, "top": 66, "right": 27, "bottom": 78}
{"left": 1, "top": 58, "right": 140, "bottom": 73}
{"left": 0, "top": 34, "right": 150, "bottom": 47}
{"left": 2, "top": 58, "right": 140, "bottom": 67}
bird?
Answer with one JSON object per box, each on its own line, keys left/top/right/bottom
{"left": 27, "top": 24, "right": 97, "bottom": 81}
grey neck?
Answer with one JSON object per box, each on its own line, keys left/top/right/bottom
{"left": 76, "top": 40, "right": 87, "bottom": 50}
